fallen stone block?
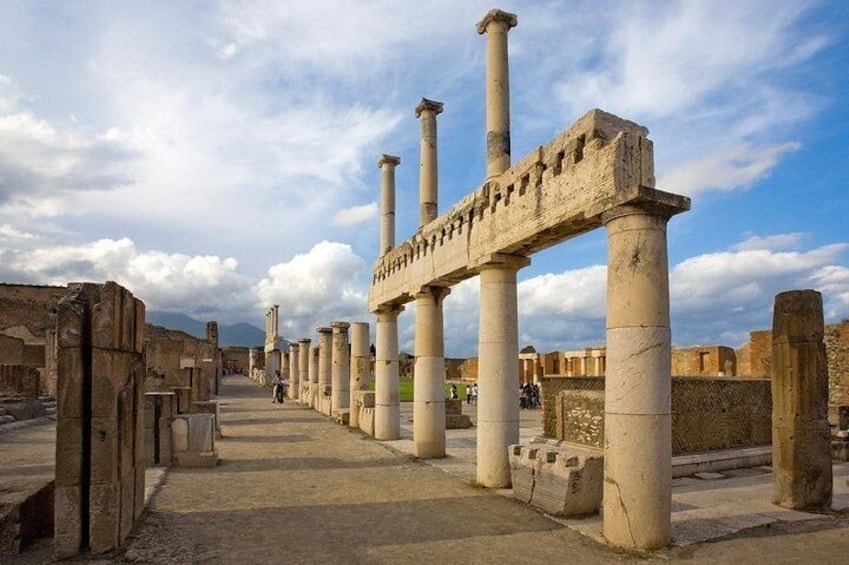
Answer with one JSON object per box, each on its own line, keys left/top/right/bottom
{"left": 446, "top": 414, "right": 472, "bottom": 429}
{"left": 508, "top": 445, "right": 538, "bottom": 503}
{"left": 332, "top": 409, "right": 350, "bottom": 426}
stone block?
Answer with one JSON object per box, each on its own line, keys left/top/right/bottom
{"left": 332, "top": 409, "right": 350, "bottom": 426}
{"left": 360, "top": 407, "right": 375, "bottom": 437}
{"left": 53, "top": 485, "right": 83, "bottom": 559}
{"left": 89, "top": 418, "right": 119, "bottom": 484}
{"left": 88, "top": 483, "right": 119, "bottom": 554}
{"left": 446, "top": 414, "right": 472, "bottom": 429}
{"left": 173, "top": 451, "right": 218, "bottom": 468}
{"left": 509, "top": 444, "right": 603, "bottom": 517}
{"left": 445, "top": 398, "right": 463, "bottom": 415}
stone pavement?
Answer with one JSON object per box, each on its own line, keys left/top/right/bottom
{"left": 8, "top": 374, "right": 849, "bottom": 563}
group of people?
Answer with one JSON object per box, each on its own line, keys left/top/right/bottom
{"left": 448, "top": 383, "right": 479, "bottom": 404}
{"left": 519, "top": 382, "right": 541, "bottom": 409}
{"left": 271, "top": 370, "right": 287, "bottom": 404}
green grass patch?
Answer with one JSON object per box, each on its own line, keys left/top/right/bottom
{"left": 367, "top": 380, "right": 464, "bottom": 402}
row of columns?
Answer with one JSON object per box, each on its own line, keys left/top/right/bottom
{"left": 368, "top": 8, "right": 678, "bottom": 551}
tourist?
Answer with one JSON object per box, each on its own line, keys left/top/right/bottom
{"left": 472, "top": 383, "right": 478, "bottom": 404}
{"left": 466, "top": 383, "right": 472, "bottom": 404}
{"left": 450, "top": 383, "right": 458, "bottom": 400}
{"left": 272, "top": 371, "right": 284, "bottom": 404}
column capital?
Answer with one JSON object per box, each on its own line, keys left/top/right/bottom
{"left": 415, "top": 97, "right": 444, "bottom": 118}
{"left": 416, "top": 285, "right": 451, "bottom": 304}
{"left": 601, "top": 201, "right": 685, "bottom": 226}
{"left": 298, "top": 337, "right": 311, "bottom": 345}
{"left": 471, "top": 252, "right": 531, "bottom": 272}
{"left": 316, "top": 326, "right": 333, "bottom": 335}
{"left": 476, "top": 9, "right": 518, "bottom": 34}
{"left": 289, "top": 342, "right": 299, "bottom": 351}
{"left": 331, "top": 321, "right": 351, "bottom": 333}
{"left": 374, "top": 303, "right": 405, "bottom": 319}
{"left": 378, "top": 154, "right": 401, "bottom": 168}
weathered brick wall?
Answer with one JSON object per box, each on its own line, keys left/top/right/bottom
{"left": 0, "top": 364, "right": 40, "bottom": 399}
{"left": 671, "top": 346, "right": 737, "bottom": 376}
{"left": 54, "top": 282, "right": 146, "bottom": 558}
{"left": 544, "top": 376, "right": 772, "bottom": 455}
{"left": 748, "top": 330, "right": 772, "bottom": 377}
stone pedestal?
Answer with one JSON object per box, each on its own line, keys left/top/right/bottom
{"left": 476, "top": 255, "right": 528, "bottom": 487}
{"left": 602, "top": 206, "right": 673, "bottom": 550}
{"left": 772, "top": 290, "right": 832, "bottom": 511}
{"left": 375, "top": 305, "right": 403, "bottom": 440}
{"left": 413, "top": 286, "right": 450, "bottom": 458}
{"left": 171, "top": 413, "right": 217, "bottom": 468}
{"left": 349, "top": 322, "right": 370, "bottom": 428}
{"left": 331, "top": 322, "right": 350, "bottom": 417}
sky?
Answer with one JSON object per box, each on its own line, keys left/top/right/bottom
{"left": 0, "top": 0, "right": 847, "bottom": 357}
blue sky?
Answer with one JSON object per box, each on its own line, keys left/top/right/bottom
{"left": 0, "top": 1, "right": 846, "bottom": 356}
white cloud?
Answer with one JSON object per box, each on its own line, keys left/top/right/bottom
{"left": 332, "top": 202, "right": 378, "bottom": 227}
{"left": 0, "top": 223, "right": 35, "bottom": 240}
{"left": 732, "top": 233, "right": 805, "bottom": 252}
{"left": 256, "top": 241, "right": 371, "bottom": 339}
{"left": 658, "top": 142, "right": 800, "bottom": 196}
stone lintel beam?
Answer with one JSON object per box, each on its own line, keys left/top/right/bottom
{"left": 476, "top": 9, "right": 518, "bottom": 34}
{"left": 415, "top": 98, "right": 444, "bottom": 118}
{"left": 470, "top": 252, "right": 531, "bottom": 272}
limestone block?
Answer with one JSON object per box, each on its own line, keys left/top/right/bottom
{"left": 89, "top": 417, "right": 119, "bottom": 484}
{"left": 187, "top": 415, "right": 214, "bottom": 453}
{"left": 171, "top": 418, "right": 189, "bottom": 453}
{"left": 53, "top": 486, "right": 83, "bottom": 559}
{"left": 360, "top": 407, "right": 375, "bottom": 437}
{"left": 332, "top": 409, "right": 350, "bottom": 426}
{"left": 508, "top": 445, "right": 538, "bottom": 503}
{"left": 88, "top": 483, "right": 119, "bottom": 554}
{"left": 532, "top": 451, "right": 603, "bottom": 517}
{"left": 446, "top": 414, "right": 472, "bottom": 429}
{"left": 828, "top": 405, "right": 849, "bottom": 430}
{"left": 354, "top": 390, "right": 375, "bottom": 408}
{"left": 445, "top": 398, "right": 463, "bottom": 415}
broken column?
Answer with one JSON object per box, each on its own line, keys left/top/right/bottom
{"left": 772, "top": 290, "right": 832, "bottom": 510}
{"left": 309, "top": 345, "right": 319, "bottom": 409}
{"left": 414, "top": 286, "right": 450, "bottom": 458}
{"left": 476, "top": 8, "right": 517, "bottom": 180}
{"left": 298, "top": 338, "right": 311, "bottom": 404}
{"left": 375, "top": 305, "right": 404, "bottom": 440}
{"left": 379, "top": 154, "right": 401, "bottom": 255}
{"left": 288, "top": 343, "right": 300, "bottom": 400}
{"left": 349, "top": 322, "right": 370, "bottom": 428}
{"left": 331, "top": 322, "right": 351, "bottom": 422}
{"left": 602, "top": 206, "right": 674, "bottom": 550}
{"left": 415, "top": 98, "right": 443, "bottom": 225}
{"left": 317, "top": 327, "right": 333, "bottom": 415}
{"left": 476, "top": 254, "right": 529, "bottom": 487}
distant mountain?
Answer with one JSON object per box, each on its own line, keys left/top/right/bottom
{"left": 146, "top": 311, "right": 268, "bottom": 348}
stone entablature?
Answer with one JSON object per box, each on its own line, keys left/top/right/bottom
{"left": 368, "top": 109, "right": 688, "bottom": 310}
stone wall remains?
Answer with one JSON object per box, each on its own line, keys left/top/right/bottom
{"left": 145, "top": 324, "right": 217, "bottom": 404}
{"left": 0, "top": 364, "right": 40, "bottom": 399}
{"left": 670, "top": 346, "right": 736, "bottom": 376}
{"left": 54, "top": 282, "right": 146, "bottom": 557}
{"left": 543, "top": 376, "right": 772, "bottom": 455}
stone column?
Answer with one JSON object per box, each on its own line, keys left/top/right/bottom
{"left": 288, "top": 343, "right": 300, "bottom": 400}
{"left": 349, "top": 322, "right": 370, "bottom": 428}
{"left": 298, "top": 338, "right": 311, "bottom": 404}
{"left": 331, "top": 322, "right": 351, "bottom": 416}
{"left": 771, "top": 290, "right": 832, "bottom": 510}
{"left": 415, "top": 98, "right": 443, "bottom": 226}
{"left": 309, "top": 345, "right": 319, "bottom": 409}
{"left": 375, "top": 305, "right": 404, "bottom": 440}
{"left": 280, "top": 349, "right": 290, "bottom": 386}
{"left": 414, "top": 285, "right": 450, "bottom": 458}
{"left": 476, "top": 254, "right": 529, "bottom": 487}
{"left": 317, "top": 327, "right": 333, "bottom": 415}
{"left": 476, "top": 9, "right": 517, "bottom": 180}
{"left": 248, "top": 348, "right": 257, "bottom": 377}
{"left": 602, "top": 205, "right": 673, "bottom": 550}
{"left": 379, "top": 154, "right": 401, "bottom": 255}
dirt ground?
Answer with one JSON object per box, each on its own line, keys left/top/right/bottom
{"left": 11, "top": 374, "right": 849, "bottom": 564}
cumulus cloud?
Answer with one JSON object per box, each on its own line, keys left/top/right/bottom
{"left": 256, "top": 241, "right": 371, "bottom": 339}
{"left": 732, "top": 233, "right": 806, "bottom": 252}
{"left": 0, "top": 237, "right": 256, "bottom": 321}
{"left": 332, "top": 202, "right": 378, "bottom": 227}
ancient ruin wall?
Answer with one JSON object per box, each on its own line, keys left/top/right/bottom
{"left": 145, "top": 324, "right": 216, "bottom": 403}
{"left": 542, "top": 376, "right": 772, "bottom": 455}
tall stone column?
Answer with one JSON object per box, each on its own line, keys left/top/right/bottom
{"left": 415, "top": 98, "right": 443, "bottom": 226}
{"left": 771, "top": 290, "right": 832, "bottom": 510}
{"left": 349, "top": 322, "right": 370, "bottom": 428}
{"left": 309, "top": 345, "right": 319, "bottom": 410}
{"left": 476, "top": 9, "right": 517, "bottom": 180}
{"left": 331, "top": 322, "right": 351, "bottom": 416}
{"left": 298, "top": 338, "right": 311, "bottom": 404}
{"left": 375, "top": 305, "right": 404, "bottom": 440}
{"left": 288, "top": 344, "right": 300, "bottom": 400}
{"left": 476, "top": 254, "right": 529, "bottom": 487}
{"left": 317, "top": 327, "right": 333, "bottom": 415}
{"left": 280, "top": 349, "right": 289, "bottom": 385}
{"left": 414, "top": 285, "right": 450, "bottom": 458}
{"left": 379, "top": 154, "right": 401, "bottom": 255}
{"left": 602, "top": 205, "right": 673, "bottom": 550}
